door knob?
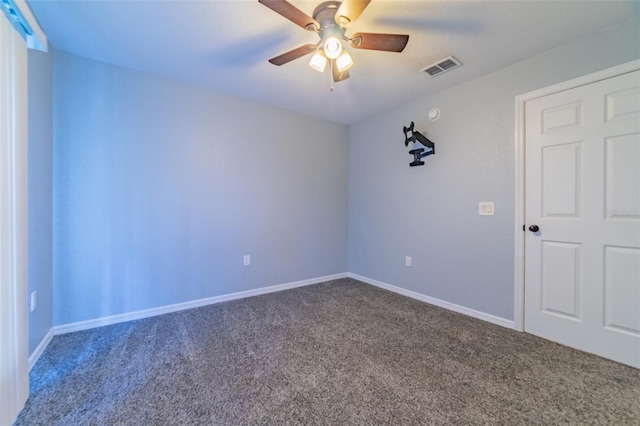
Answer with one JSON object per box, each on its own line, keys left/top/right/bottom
{"left": 529, "top": 225, "right": 539, "bottom": 232}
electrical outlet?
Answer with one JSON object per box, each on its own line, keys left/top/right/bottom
{"left": 405, "top": 256, "right": 412, "bottom": 267}
{"left": 243, "top": 255, "right": 250, "bottom": 266}
{"left": 30, "top": 291, "right": 37, "bottom": 312}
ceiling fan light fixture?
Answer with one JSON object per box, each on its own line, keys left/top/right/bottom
{"left": 335, "top": 50, "right": 354, "bottom": 73}
{"left": 309, "top": 50, "right": 328, "bottom": 72}
{"left": 323, "top": 36, "right": 342, "bottom": 59}
{"left": 260, "top": 0, "right": 408, "bottom": 84}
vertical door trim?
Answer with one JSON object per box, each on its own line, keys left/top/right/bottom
{"left": 513, "top": 59, "right": 640, "bottom": 332}
{"left": 0, "top": 2, "right": 46, "bottom": 424}
{"left": 0, "top": 15, "right": 29, "bottom": 424}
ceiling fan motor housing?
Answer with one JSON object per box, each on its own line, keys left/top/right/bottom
{"left": 313, "top": 1, "right": 346, "bottom": 40}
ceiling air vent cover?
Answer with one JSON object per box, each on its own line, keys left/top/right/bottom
{"left": 421, "top": 56, "right": 462, "bottom": 77}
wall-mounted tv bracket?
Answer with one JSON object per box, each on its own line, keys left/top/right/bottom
{"left": 403, "top": 121, "right": 435, "bottom": 167}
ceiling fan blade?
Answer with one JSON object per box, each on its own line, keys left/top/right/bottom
{"left": 259, "top": 0, "right": 319, "bottom": 31}
{"left": 349, "top": 32, "right": 409, "bottom": 52}
{"left": 331, "top": 59, "right": 350, "bottom": 82}
{"left": 334, "top": 0, "right": 371, "bottom": 27}
{"left": 268, "top": 44, "right": 317, "bottom": 66}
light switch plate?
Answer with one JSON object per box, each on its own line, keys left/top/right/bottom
{"left": 479, "top": 202, "right": 495, "bottom": 216}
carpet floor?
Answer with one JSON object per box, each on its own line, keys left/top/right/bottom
{"left": 15, "top": 278, "right": 640, "bottom": 425}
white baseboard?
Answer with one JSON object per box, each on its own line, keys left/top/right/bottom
{"left": 53, "top": 272, "right": 349, "bottom": 335}
{"left": 29, "top": 328, "right": 54, "bottom": 371}
{"left": 30, "top": 271, "right": 513, "bottom": 370}
{"left": 348, "top": 273, "right": 515, "bottom": 329}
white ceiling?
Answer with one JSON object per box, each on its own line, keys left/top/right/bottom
{"left": 27, "top": 0, "right": 639, "bottom": 124}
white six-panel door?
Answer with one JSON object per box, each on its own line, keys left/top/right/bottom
{"left": 524, "top": 70, "right": 640, "bottom": 368}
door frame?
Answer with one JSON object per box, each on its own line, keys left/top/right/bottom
{"left": 513, "top": 59, "right": 640, "bottom": 332}
{"left": 0, "top": 1, "right": 46, "bottom": 424}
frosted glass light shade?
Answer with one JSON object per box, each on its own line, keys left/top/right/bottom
{"left": 323, "top": 36, "right": 342, "bottom": 59}
{"left": 309, "top": 50, "right": 328, "bottom": 72}
{"left": 335, "top": 50, "right": 354, "bottom": 72}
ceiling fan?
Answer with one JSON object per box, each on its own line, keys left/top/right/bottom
{"left": 259, "top": 0, "right": 409, "bottom": 83}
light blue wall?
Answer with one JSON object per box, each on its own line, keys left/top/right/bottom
{"left": 28, "top": 45, "right": 53, "bottom": 354}
{"left": 53, "top": 51, "right": 348, "bottom": 325}
{"left": 348, "top": 19, "right": 640, "bottom": 321}
{"left": 45, "top": 17, "right": 639, "bottom": 329}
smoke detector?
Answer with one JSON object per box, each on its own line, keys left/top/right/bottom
{"left": 420, "top": 56, "right": 462, "bottom": 77}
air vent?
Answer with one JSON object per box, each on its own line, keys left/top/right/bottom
{"left": 420, "top": 56, "right": 462, "bottom": 77}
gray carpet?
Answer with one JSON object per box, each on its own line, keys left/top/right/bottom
{"left": 15, "top": 278, "right": 640, "bottom": 425}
